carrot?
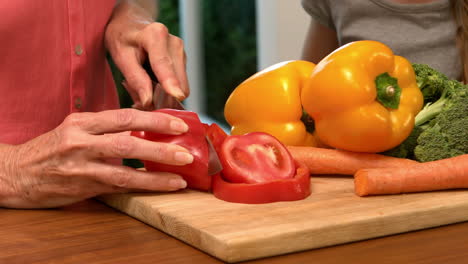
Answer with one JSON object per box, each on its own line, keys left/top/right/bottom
{"left": 287, "top": 146, "right": 417, "bottom": 175}
{"left": 354, "top": 154, "right": 468, "bottom": 196}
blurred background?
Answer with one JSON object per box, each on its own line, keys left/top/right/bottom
{"left": 109, "top": 0, "right": 309, "bottom": 131}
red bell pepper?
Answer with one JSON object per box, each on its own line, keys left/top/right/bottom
{"left": 131, "top": 109, "right": 210, "bottom": 191}
{"left": 212, "top": 161, "right": 311, "bottom": 204}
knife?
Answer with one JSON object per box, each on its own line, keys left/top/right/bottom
{"left": 143, "top": 60, "right": 223, "bottom": 176}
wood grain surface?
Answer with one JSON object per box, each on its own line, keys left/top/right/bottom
{"left": 99, "top": 176, "right": 468, "bottom": 263}
{"left": 2, "top": 199, "right": 468, "bottom": 264}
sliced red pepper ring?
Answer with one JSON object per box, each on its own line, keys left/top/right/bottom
{"left": 212, "top": 161, "right": 311, "bottom": 204}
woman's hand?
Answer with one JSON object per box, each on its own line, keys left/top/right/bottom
{"left": 105, "top": 0, "right": 189, "bottom": 110}
{"left": 0, "top": 109, "right": 192, "bottom": 208}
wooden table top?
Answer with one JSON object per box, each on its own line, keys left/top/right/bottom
{"left": 1, "top": 199, "right": 467, "bottom": 264}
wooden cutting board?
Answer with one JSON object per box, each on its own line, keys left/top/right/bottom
{"left": 99, "top": 176, "right": 468, "bottom": 263}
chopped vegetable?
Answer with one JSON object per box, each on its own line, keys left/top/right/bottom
{"left": 354, "top": 154, "right": 468, "bottom": 196}
{"left": 287, "top": 146, "right": 417, "bottom": 175}
{"left": 219, "top": 132, "right": 296, "bottom": 184}
{"left": 301, "top": 40, "right": 424, "bottom": 153}
{"left": 212, "top": 161, "right": 311, "bottom": 204}
{"left": 204, "top": 123, "right": 228, "bottom": 154}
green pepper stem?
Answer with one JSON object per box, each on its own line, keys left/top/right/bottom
{"left": 386, "top": 86, "right": 395, "bottom": 97}
{"left": 375, "top": 73, "right": 401, "bottom": 109}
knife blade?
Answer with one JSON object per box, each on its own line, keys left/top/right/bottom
{"left": 143, "top": 60, "right": 223, "bottom": 176}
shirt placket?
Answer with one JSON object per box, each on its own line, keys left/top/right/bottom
{"left": 68, "top": 0, "right": 86, "bottom": 112}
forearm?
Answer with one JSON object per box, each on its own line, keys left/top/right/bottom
{"left": 301, "top": 19, "right": 339, "bottom": 64}
{"left": 0, "top": 143, "right": 19, "bottom": 205}
{"left": 0, "top": 143, "right": 16, "bottom": 180}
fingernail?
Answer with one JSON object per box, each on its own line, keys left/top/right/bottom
{"left": 170, "top": 120, "right": 189, "bottom": 134}
{"left": 174, "top": 151, "right": 194, "bottom": 164}
{"left": 171, "top": 87, "right": 185, "bottom": 100}
{"left": 142, "top": 93, "right": 152, "bottom": 108}
{"left": 170, "top": 178, "right": 187, "bottom": 189}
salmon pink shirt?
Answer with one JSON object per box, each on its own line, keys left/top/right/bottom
{"left": 0, "top": 0, "right": 119, "bottom": 145}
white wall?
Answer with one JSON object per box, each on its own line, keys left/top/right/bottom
{"left": 256, "top": 0, "right": 310, "bottom": 71}
{"left": 179, "top": 0, "right": 205, "bottom": 114}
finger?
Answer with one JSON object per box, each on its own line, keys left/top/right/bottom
{"left": 115, "top": 50, "right": 153, "bottom": 109}
{"left": 65, "top": 109, "right": 189, "bottom": 135}
{"left": 168, "top": 35, "right": 190, "bottom": 98}
{"left": 140, "top": 23, "right": 185, "bottom": 100}
{"left": 122, "top": 80, "right": 148, "bottom": 110}
{"left": 85, "top": 162, "right": 188, "bottom": 191}
{"left": 91, "top": 133, "right": 194, "bottom": 166}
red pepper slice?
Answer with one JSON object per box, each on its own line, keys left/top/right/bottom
{"left": 219, "top": 132, "right": 296, "bottom": 184}
{"left": 212, "top": 161, "right": 311, "bottom": 204}
{"left": 131, "top": 109, "right": 210, "bottom": 191}
{"left": 204, "top": 123, "right": 228, "bottom": 154}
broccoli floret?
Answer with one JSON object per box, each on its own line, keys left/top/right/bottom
{"left": 414, "top": 121, "right": 466, "bottom": 162}
{"left": 414, "top": 78, "right": 465, "bottom": 127}
{"left": 381, "top": 126, "right": 423, "bottom": 159}
{"left": 414, "top": 92, "right": 468, "bottom": 162}
{"left": 413, "top": 63, "right": 449, "bottom": 104}
{"left": 383, "top": 64, "right": 467, "bottom": 162}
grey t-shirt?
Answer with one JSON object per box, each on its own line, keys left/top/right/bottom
{"left": 302, "top": 0, "right": 462, "bottom": 80}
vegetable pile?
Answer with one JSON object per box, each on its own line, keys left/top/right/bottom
{"left": 134, "top": 40, "right": 467, "bottom": 202}
{"left": 224, "top": 40, "right": 467, "bottom": 198}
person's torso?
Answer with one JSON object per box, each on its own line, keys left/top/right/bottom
{"left": 0, "top": 0, "right": 119, "bottom": 144}
{"left": 306, "top": 0, "right": 462, "bottom": 80}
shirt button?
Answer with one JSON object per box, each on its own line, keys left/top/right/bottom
{"left": 74, "top": 97, "right": 82, "bottom": 109}
{"left": 74, "top": 44, "right": 83, "bottom": 56}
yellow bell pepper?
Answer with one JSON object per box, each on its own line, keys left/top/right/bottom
{"left": 301, "top": 40, "right": 424, "bottom": 153}
{"left": 224, "top": 60, "right": 318, "bottom": 146}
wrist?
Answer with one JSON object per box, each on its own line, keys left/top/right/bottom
{"left": 0, "top": 144, "right": 20, "bottom": 207}
{"left": 114, "top": 0, "right": 157, "bottom": 22}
